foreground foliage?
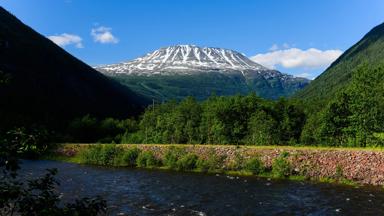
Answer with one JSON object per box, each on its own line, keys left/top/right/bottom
{"left": 272, "top": 152, "right": 292, "bottom": 178}
{"left": 0, "top": 130, "right": 106, "bottom": 216}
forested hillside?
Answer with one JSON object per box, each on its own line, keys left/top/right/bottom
{"left": 295, "top": 22, "right": 384, "bottom": 107}
{"left": 301, "top": 64, "right": 384, "bottom": 146}
{"left": 0, "top": 7, "right": 147, "bottom": 132}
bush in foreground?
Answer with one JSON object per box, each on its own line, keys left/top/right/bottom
{"left": 272, "top": 152, "right": 292, "bottom": 178}
{"left": 136, "top": 151, "right": 159, "bottom": 168}
{"left": 1, "top": 130, "right": 106, "bottom": 216}
{"left": 196, "top": 152, "right": 224, "bottom": 172}
{"left": 80, "top": 145, "right": 103, "bottom": 165}
{"left": 245, "top": 157, "right": 264, "bottom": 174}
{"left": 176, "top": 153, "right": 198, "bottom": 171}
{"left": 80, "top": 145, "right": 122, "bottom": 166}
{"left": 121, "top": 147, "right": 141, "bottom": 167}
{"left": 100, "top": 145, "right": 121, "bottom": 166}
{"left": 163, "top": 147, "right": 186, "bottom": 169}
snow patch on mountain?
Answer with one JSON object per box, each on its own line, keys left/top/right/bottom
{"left": 95, "top": 45, "right": 305, "bottom": 81}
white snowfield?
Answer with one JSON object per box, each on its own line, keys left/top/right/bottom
{"left": 95, "top": 45, "right": 300, "bottom": 80}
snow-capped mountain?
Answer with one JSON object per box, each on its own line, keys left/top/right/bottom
{"left": 96, "top": 45, "right": 310, "bottom": 101}
{"left": 97, "top": 45, "right": 282, "bottom": 78}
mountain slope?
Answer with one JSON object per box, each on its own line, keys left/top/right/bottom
{"left": 294, "top": 22, "right": 384, "bottom": 103}
{"left": 0, "top": 7, "right": 147, "bottom": 130}
{"left": 96, "top": 45, "right": 309, "bottom": 101}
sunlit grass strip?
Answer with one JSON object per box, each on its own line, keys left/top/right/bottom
{"left": 58, "top": 143, "right": 384, "bottom": 152}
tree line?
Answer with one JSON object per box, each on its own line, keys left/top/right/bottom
{"left": 301, "top": 64, "right": 384, "bottom": 147}
{"left": 3, "top": 65, "right": 383, "bottom": 148}
{"left": 66, "top": 65, "right": 384, "bottom": 147}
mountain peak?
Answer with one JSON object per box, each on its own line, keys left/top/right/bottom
{"left": 96, "top": 45, "right": 270, "bottom": 75}
{"left": 164, "top": 44, "right": 198, "bottom": 48}
{"left": 96, "top": 44, "right": 309, "bottom": 100}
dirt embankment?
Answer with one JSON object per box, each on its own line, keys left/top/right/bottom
{"left": 57, "top": 144, "right": 384, "bottom": 186}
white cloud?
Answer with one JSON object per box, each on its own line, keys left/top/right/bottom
{"left": 48, "top": 33, "right": 83, "bottom": 48}
{"left": 269, "top": 43, "right": 292, "bottom": 51}
{"left": 269, "top": 44, "right": 279, "bottom": 51}
{"left": 295, "top": 72, "right": 314, "bottom": 80}
{"left": 282, "top": 43, "right": 290, "bottom": 49}
{"left": 250, "top": 48, "right": 342, "bottom": 70}
{"left": 91, "top": 26, "right": 119, "bottom": 44}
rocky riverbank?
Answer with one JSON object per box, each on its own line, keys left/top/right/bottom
{"left": 55, "top": 144, "right": 384, "bottom": 186}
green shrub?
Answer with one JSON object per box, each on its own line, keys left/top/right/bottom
{"left": 176, "top": 153, "right": 198, "bottom": 171}
{"left": 81, "top": 145, "right": 103, "bottom": 165}
{"left": 272, "top": 152, "right": 292, "bottom": 178}
{"left": 196, "top": 153, "right": 224, "bottom": 172}
{"left": 245, "top": 157, "right": 264, "bottom": 174}
{"left": 5, "top": 127, "right": 50, "bottom": 158}
{"left": 136, "top": 151, "right": 159, "bottom": 168}
{"left": 227, "top": 151, "right": 245, "bottom": 170}
{"left": 100, "top": 145, "right": 120, "bottom": 165}
{"left": 280, "top": 151, "right": 290, "bottom": 158}
{"left": 111, "top": 150, "right": 125, "bottom": 166}
{"left": 122, "top": 147, "right": 142, "bottom": 167}
{"left": 196, "top": 158, "right": 210, "bottom": 172}
{"left": 80, "top": 145, "right": 121, "bottom": 166}
{"left": 335, "top": 165, "right": 344, "bottom": 180}
{"left": 162, "top": 147, "right": 186, "bottom": 169}
{"left": 120, "top": 131, "right": 144, "bottom": 144}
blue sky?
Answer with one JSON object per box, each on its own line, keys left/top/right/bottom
{"left": 1, "top": 0, "right": 384, "bottom": 79}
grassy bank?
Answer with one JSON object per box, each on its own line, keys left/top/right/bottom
{"left": 57, "top": 143, "right": 384, "bottom": 152}
{"left": 43, "top": 144, "right": 370, "bottom": 186}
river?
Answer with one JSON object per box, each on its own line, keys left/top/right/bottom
{"left": 19, "top": 160, "right": 384, "bottom": 215}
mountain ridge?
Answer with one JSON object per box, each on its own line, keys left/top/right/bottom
{"left": 96, "top": 45, "right": 270, "bottom": 75}
{"left": 0, "top": 6, "right": 147, "bottom": 130}
{"left": 294, "top": 22, "right": 384, "bottom": 104}
{"left": 96, "top": 45, "right": 310, "bottom": 101}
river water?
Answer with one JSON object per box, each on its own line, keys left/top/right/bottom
{"left": 19, "top": 160, "right": 384, "bottom": 215}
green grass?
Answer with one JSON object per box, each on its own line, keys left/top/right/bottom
{"left": 318, "top": 177, "right": 359, "bottom": 187}
{"left": 58, "top": 143, "right": 384, "bottom": 152}
{"left": 244, "top": 157, "right": 264, "bottom": 174}
{"left": 41, "top": 153, "right": 83, "bottom": 164}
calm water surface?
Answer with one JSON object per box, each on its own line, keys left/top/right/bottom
{"left": 19, "top": 160, "right": 384, "bottom": 216}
